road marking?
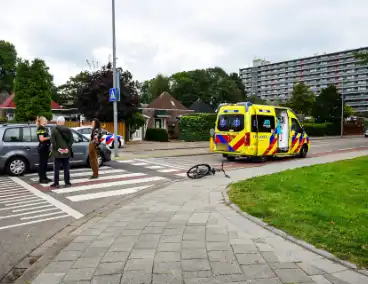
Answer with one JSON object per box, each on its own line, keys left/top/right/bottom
{"left": 13, "top": 204, "right": 53, "bottom": 212}
{"left": 0, "top": 191, "right": 30, "bottom": 198}
{"left": 22, "top": 211, "right": 65, "bottom": 220}
{"left": 0, "top": 215, "right": 69, "bottom": 231}
{"left": 10, "top": 177, "right": 84, "bottom": 219}
{"left": 67, "top": 185, "right": 152, "bottom": 202}
{"left": 117, "top": 160, "right": 135, "bottom": 163}
{"left": 29, "top": 169, "right": 125, "bottom": 182}
{"left": 0, "top": 201, "right": 48, "bottom": 211}
{"left": 38, "top": 172, "right": 144, "bottom": 187}
{"left": 53, "top": 176, "right": 166, "bottom": 194}
{"left": 158, "top": 168, "right": 182, "bottom": 173}
{"left": 131, "top": 162, "right": 149, "bottom": 166}
{"left": 175, "top": 173, "right": 187, "bottom": 177}
{"left": 5, "top": 197, "right": 41, "bottom": 206}
{"left": 1, "top": 194, "right": 33, "bottom": 202}
{"left": 135, "top": 158, "right": 187, "bottom": 170}
{"left": 24, "top": 166, "right": 111, "bottom": 177}
{"left": 0, "top": 188, "right": 27, "bottom": 193}
{"left": 0, "top": 208, "right": 57, "bottom": 220}
{"left": 145, "top": 165, "right": 165, "bottom": 169}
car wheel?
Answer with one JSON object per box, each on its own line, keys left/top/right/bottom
{"left": 6, "top": 156, "right": 28, "bottom": 176}
{"left": 299, "top": 145, "right": 308, "bottom": 158}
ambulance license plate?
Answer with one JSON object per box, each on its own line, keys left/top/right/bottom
{"left": 216, "top": 144, "right": 228, "bottom": 151}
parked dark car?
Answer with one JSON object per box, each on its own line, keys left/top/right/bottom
{"left": 0, "top": 124, "right": 111, "bottom": 176}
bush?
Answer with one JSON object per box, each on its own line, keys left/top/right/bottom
{"left": 145, "top": 128, "right": 169, "bottom": 142}
{"left": 179, "top": 113, "right": 217, "bottom": 141}
{"left": 303, "top": 123, "right": 340, "bottom": 136}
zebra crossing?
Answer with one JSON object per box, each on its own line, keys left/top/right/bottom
{"left": 23, "top": 166, "right": 170, "bottom": 203}
{"left": 116, "top": 158, "right": 188, "bottom": 178}
{"left": 0, "top": 176, "right": 82, "bottom": 231}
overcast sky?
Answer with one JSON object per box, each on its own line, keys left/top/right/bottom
{"left": 1, "top": 0, "right": 367, "bottom": 85}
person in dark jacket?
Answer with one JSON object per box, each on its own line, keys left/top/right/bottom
{"left": 89, "top": 118, "right": 102, "bottom": 179}
{"left": 36, "top": 116, "right": 52, "bottom": 184}
{"left": 50, "top": 116, "right": 73, "bottom": 188}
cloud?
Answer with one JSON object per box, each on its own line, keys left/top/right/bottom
{"left": 1, "top": 0, "right": 367, "bottom": 85}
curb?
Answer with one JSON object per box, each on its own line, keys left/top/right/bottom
{"left": 222, "top": 183, "right": 368, "bottom": 277}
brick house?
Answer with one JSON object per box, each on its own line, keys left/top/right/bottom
{"left": 141, "top": 92, "right": 194, "bottom": 139}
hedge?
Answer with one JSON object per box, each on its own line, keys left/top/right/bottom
{"left": 145, "top": 128, "right": 169, "bottom": 142}
{"left": 303, "top": 123, "right": 340, "bottom": 136}
{"left": 179, "top": 113, "right": 217, "bottom": 142}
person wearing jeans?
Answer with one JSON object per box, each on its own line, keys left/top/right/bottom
{"left": 50, "top": 116, "right": 73, "bottom": 188}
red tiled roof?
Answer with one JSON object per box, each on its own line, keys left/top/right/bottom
{"left": 147, "top": 92, "right": 188, "bottom": 110}
{"left": 0, "top": 94, "right": 62, "bottom": 109}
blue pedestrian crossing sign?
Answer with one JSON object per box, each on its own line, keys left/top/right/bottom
{"left": 109, "top": 88, "right": 117, "bottom": 102}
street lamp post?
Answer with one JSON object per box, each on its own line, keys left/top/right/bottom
{"left": 112, "top": 0, "right": 118, "bottom": 157}
{"left": 340, "top": 78, "right": 344, "bottom": 138}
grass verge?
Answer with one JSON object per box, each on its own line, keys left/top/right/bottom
{"left": 228, "top": 156, "right": 368, "bottom": 268}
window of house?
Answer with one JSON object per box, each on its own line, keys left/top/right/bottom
{"left": 3, "top": 128, "right": 21, "bottom": 142}
{"left": 155, "top": 119, "right": 163, "bottom": 129}
{"left": 251, "top": 115, "right": 275, "bottom": 133}
{"left": 291, "top": 118, "right": 302, "bottom": 132}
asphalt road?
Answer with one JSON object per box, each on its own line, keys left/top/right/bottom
{"left": 0, "top": 136, "right": 366, "bottom": 281}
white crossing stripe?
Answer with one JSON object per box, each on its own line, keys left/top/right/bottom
{"left": 158, "top": 168, "right": 182, "bottom": 173}
{"left": 0, "top": 215, "right": 69, "bottom": 231}
{"left": 5, "top": 197, "right": 41, "bottom": 206}
{"left": 0, "top": 208, "right": 58, "bottom": 220}
{"left": 0, "top": 201, "right": 48, "bottom": 211}
{"left": 24, "top": 166, "right": 111, "bottom": 177}
{"left": 67, "top": 185, "right": 152, "bottom": 202}
{"left": 175, "top": 173, "right": 187, "bottom": 177}
{"left": 22, "top": 211, "right": 65, "bottom": 220}
{"left": 1, "top": 194, "right": 33, "bottom": 202}
{"left": 0, "top": 191, "right": 30, "bottom": 198}
{"left": 117, "top": 160, "right": 135, "bottom": 163}
{"left": 53, "top": 175, "right": 165, "bottom": 194}
{"left": 145, "top": 165, "right": 165, "bottom": 169}
{"left": 131, "top": 162, "right": 149, "bottom": 166}
{"left": 38, "top": 172, "right": 140, "bottom": 187}
{"left": 29, "top": 169, "right": 125, "bottom": 182}
{"left": 10, "top": 177, "right": 83, "bottom": 219}
{"left": 13, "top": 204, "right": 53, "bottom": 212}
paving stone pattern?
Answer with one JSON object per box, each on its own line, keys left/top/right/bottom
{"left": 32, "top": 152, "right": 368, "bottom": 284}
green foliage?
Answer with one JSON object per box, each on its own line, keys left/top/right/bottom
{"left": 75, "top": 63, "right": 140, "bottom": 124}
{"left": 57, "top": 71, "right": 89, "bottom": 107}
{"left": 145, "top": 128, "right": 169, "bottom": 142}
{"left": 228, "top": 156, "right": 368, "bottom": 267}
{"left": 287, "top": 83, "right": 316, "bottom": 115}
{"left": 14, "top": 58, "right": 53, "bottom": 121}
{"left": 0, "top": 40, "right": 17, "bottom": 93}
{"left": 248, "top": 95, "right": 268, "bottom": 105}
{"left": 312, "top": 85, "right": 343, "bottom": 123}
{"left": 126, "top": 112, "right": 145, "bottom": 136}
{"left": 179, "top": 113, "right": 217, "bottom": 141}
{"left": 139, "top": 74, "right": 170, "bottom": 104}
{"left": 354, "top": 51, "right": 368, "bottom": 65}
{"left": 303, "top": 123, "right": 340, "bottom": 136}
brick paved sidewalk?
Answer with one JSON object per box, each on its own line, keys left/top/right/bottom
{"left": 32, "top": 151, "right": 368, "bottom": 284}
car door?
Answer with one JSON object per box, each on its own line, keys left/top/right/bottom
{"left": 22, "top": 126, "right": 42, "bottom": 168}
{"left": 70, "top": 130, "right": 89, "bottom": 165}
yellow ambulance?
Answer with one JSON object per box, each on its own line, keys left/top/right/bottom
{"left": 213, "top": 102, "right": 310, "bottom": 161}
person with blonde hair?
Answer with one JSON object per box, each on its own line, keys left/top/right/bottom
{"left": 36, "top": 116, "right": 52, "bottom": 184}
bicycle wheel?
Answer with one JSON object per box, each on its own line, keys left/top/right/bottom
{"left": 187, "top": 164, "right": 211, "bottom": 179}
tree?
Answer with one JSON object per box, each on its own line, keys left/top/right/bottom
{"left": 57, "top": 71, "right": 89, "bottom": 107}
{"left": 75, "top": 62, "right": 144, "bottom": 137}
{"left": 287, "top": 83, "right": 315, "bottom": 115}
{"left": 248, "top": 95, "right": 268, "bottom": 105}
{"left": 229, "top": 72, "right": 247, "bottom": 101}
{"left": 148, "top": 74, "right": 170, "bottom": 98}
{"left": 312, "top": 85, "right": 350, "bottom": 123}
{"left": 0, "top": 40, "right": 17, "bottom": 93}
{"left": 14, "top": 58, "right": 53, "bottom": 121}
{"left": 354, "top": 51, "right": 368, "bottom": 65}
{"left": 170, "top": 67, "right": 243, "bottom": 107}
{"left": 138, "top": 81, "right": 152, "bottom": 104}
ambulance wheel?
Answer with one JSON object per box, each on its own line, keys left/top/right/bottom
{"left": 299, "top": 145, "right": 308, "bottom": 158}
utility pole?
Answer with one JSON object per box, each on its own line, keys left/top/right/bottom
{"left": 340, "top": 78, "right": 344, "bottom": 138}
{"left": 112, "top": 0, "right": 118, "bottom": 157}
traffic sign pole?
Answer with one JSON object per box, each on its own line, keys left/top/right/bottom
{"left": 112, "top": 0, "right": 118, "bottom": 157}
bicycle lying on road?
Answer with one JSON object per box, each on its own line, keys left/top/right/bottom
{"left": 186, "top": 160, "right": 230, "bottom": 179}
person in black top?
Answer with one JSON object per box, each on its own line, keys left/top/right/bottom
{"left": 36, "top": 116, "right": 52, "bottom": 184}
{"left": 89, "top": 118, "right": 102, "bottom": 179}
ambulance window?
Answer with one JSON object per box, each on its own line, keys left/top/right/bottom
{"left": 251, "top": 115, "right": 275, "bottom": 133}
{"left": 217, "top": 115, "right": 244, "bottom": 132}
{"left": 291, "top": 118, "right": 302, "bottom": 132}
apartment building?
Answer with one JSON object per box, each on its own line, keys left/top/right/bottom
{"left": 239, "top": 47, "right": 368, "bottom": 112}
